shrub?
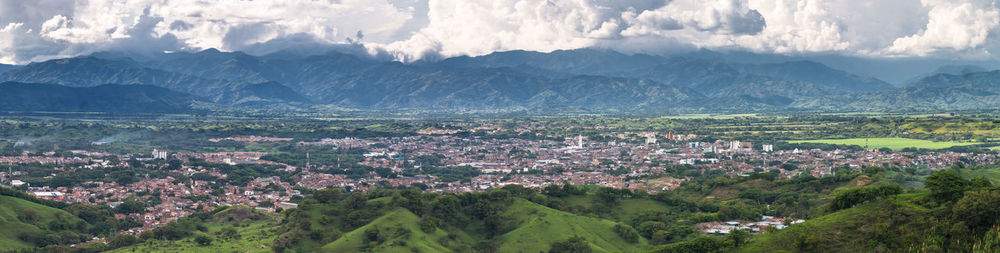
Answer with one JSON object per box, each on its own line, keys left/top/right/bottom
{"left": 651, "top": 236, "right": 723, "bottom": 253}
{"left": 549, "top": 236, "right": 591, "bottom": 253}
{"left": 613, "top": 223, "right": 640, "bottom": 243}
{"left": 831, "top": 184, "right": 902, "bottom": 210}
{"left": 194, "top": 235, "right": 213, "bottom": 246}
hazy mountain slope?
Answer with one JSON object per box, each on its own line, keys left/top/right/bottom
{"left": 212, "top": 81, "right": 311, "bottom": 106}
{"left": 315, "top": 63, "right": 701, "bottom": 110}
{"left": 4, "top": 48, "right": 1000, "bottom": 113}
{"left": 0, "top": 57, "right": 237, "bottom": 95}
{"left": 737, "top": 61, "right": 894, "bottom": 93}
{"left": 909, "top": 70, "right": 1000, "bottom": 90}
{"left": 0, "top": 82, "right": 203, "bottom": 113}
{"left": 905, "top": 65, "right": 991, "bottom": 85}
{"left": 437, "top": 49, "right": 664, "bottom": 75}
{"left": 0, "top": 64, "right": 16, "bottom": 74}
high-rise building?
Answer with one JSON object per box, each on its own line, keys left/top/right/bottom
{"left": 152, "top": 149, "right": 168, "bottom": 159}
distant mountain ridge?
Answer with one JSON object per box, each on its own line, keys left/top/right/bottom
{"left": 0, "top": 82, "right": 203, "bottom": 113}
{"left": 0, "top": 64, "right": 16, "bottom": 74}
{"left": 0, "top": 48, "right": 997, "bottom": 113}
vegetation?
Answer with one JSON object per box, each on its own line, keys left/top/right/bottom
{"left": 0, "top": 193, "right": 117, "bottom": 251}
{"left": 112, "top": 206, "right": 280, "bottom": 253}
{"left": 789, "top": 138, "right": 982, "bottom": 151}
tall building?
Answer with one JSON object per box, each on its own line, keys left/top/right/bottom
{"left": 577, "top": 135, "right": 584, "bottom": 148}
{"left": 152, "top": 149, "right": 168, "bottom": 160}
{"left": 762, "top": 144, "right": 774, "bottom": 152}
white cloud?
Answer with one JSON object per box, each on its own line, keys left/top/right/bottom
{"left": 887, "top": 0, "right": 1000, "bottom": 56}
{"left": 0, "top": 0, "right": 414, "bottom": 64}
{"left": 2, "top": 0, "right": 1000, "bottom": 64}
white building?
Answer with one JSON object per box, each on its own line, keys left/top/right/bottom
{"left": 152, "top": 149, "right": 168, "bottom": 160}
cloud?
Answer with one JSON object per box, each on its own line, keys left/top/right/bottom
{"left": 385, "top": 0, "right": 770, "bottom": 59}
{"left": 887, "top": 0, "right": 1000, "bottom": 56}
{"left": 0, "top": 0, "right": 414, "bottom": 64}
{"left": 2, "top": 0, "right": 1000, "bottom": 64}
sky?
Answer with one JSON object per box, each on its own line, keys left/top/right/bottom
{"left": 1, "top": 0, "right": 1000, "bottom": 65}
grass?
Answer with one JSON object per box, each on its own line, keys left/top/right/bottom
{"left": 958, "top": 168, "right": 1000, "bottom": 184}
{"left": 0, "top": 196, "right": 86, "bottom": 251}
{"left": 113, "top": 207, "right": 280, "bottom": 253}
{"left": 741, "top": 196, "right": 933, "bottom": 252}
{"left": 321, "top": 199, "right": 650, "bottom": 253}
{"left": 497, "top": 199, "right": 649, "bottom": 253}
{"left": 788, "top": 137, "right": 981, "bottom": 150}
{"left": 321, "top": 208, "right": 472, "bottom": 253}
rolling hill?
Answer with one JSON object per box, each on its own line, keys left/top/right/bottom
{"left": 0, "top": 196, "right": 85, "bottom": 251}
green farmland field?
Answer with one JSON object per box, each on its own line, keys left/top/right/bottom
{"left": 788, "top": 138, "right": 981, "bottom": 150}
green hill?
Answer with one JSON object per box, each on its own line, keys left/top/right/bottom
{"left": 740, "top": 195, "right": 933, "bottom": 252}
{"left": 738, "top": 169, "right": 1000, "bottom": 252}
{"left": 321, "top": 208, "right": 472, "bottom": 252}
{"left": 496, "top": 199, "right": 649, "bottom": 253}
{"left": 104, "top": 166, "right": 1000, "bottom": 253}
{"left": 112, "top": 206, "right": 280, "bottom": 253}
{"left": 318, "top": 199, "right": 648, "bottom": 253}
{"left": 0, "top": 195, "right": 88, "bottom": 251}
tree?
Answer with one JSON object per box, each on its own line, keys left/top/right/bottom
{"left": 925, "top": 171, "right": 970, "bottom": 203}
{"left": 726, "top": 228, "right": 750, "bottom": 248}
{"left": 543, "top": 184, "right": 566, "bottom": 197}
{"left": 970, "top": 177, "right": 993, "bottom": 189}
{"left": 220, "top": 226, "right": 240, "bottom": 240}
{"left": 313, "top": 189, "right": 342, "bottom": 204}
{"left": 952, "top": 190, "right": 1000, "bottom": 230}
{"left": 831, "top": 184, "right": 902, "bottom": 210}
{"left": 613, "top": 223, "right": 640, "bottom": 243}
{"left": 194, "top": 235, "right": 213, "bottom": 246}
{"left": 549, "top": 236, "right": 592, "bottom": 253}
{"left": 638, "top": 221, "right": 668, "bottom": 238}
{"left": 346, "top": 192, "right": 367, "bottom": 210}
{"left": 116, "top": 199, "right": 146, "bottom": 214}
{"left": 651, "top": 236, "right": 723, "bottom": 253}
{"left": 651, "top": 230, "right": 672, "bottom": 245}
{"left": 108, "top": 234, "right": 138, "bottom": 248}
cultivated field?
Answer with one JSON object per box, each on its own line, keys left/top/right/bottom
{"left": 788, "top": 138, "right": 981, "bottom": 150}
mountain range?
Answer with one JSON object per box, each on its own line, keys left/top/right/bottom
{"left": 0, "top": 48, "right": 997, "bottom": 114}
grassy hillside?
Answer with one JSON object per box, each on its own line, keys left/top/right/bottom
{"left": 0, "top": 195, "right": 87, "bottom": 251}
{"left": 740, "top": 195, "right": 933, "bottom": 252}
{"left": 738, "top": 168, "right": 1000, "bottom": 252}
{"left": 496, "top": 199, "right": 649, "bottom": 253}
{"left": 321, "top": 208, "right": 472, "bottom": 252}
{"left": 317, "top": 199, "right": 649, "bottom": 253}
{"left": 112, "top": 206, "right": 280, "bottom": 253}
{"left": 108, "top": 165, "right": 1000, "bottom": 253}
